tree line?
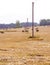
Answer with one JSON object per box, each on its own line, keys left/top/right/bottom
{"left": 0, "top": 19, "right": 50, "bottom": 29}
{"left": 40, "top": 19, "right": 50, "bottom": 26}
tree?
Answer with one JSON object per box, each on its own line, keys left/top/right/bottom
{"left": 47, "top": 19, "right": 50, "bottom": 25}
{"left": 16, "top": 20, "right": 22, "bottom": 28}
{"left": 40, "top": 19, "right": 47, "bottom": 26}
{"left": 40, "top": 19, "right": 50, "bottom": 26}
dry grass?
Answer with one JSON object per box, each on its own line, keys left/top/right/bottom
{"left": 0, "top": 26, "right": 50, "bottom": 65}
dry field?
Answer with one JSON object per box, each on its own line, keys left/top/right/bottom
{"left": 0, "top": 26, "right": 50, "bottom": 65}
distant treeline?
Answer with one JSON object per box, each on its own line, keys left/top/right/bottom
{"left": 0, "top": 22, "right": 38, "bottom": 29}
{"left": 0, "top": 24, "right": 16, "bottom": 29}
{"left": 40, "top": 19, "right": 50, "bottom": 26}
{"left": 0, "top": 19, "right": 50, "bottom": 29}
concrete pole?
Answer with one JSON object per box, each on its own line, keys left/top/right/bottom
{"left": 32, "top": 2, "right": 34, "bottom": 37}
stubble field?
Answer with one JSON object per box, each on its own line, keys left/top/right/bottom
{"left": 0, "top": 26, "right": 50, "bottom": 65}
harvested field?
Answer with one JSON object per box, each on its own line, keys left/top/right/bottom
{"left": 0, "top": 26, "right": 50, "bottom": 65}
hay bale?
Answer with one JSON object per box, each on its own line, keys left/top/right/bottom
{"left": 0, "top": 31, "right": 4, "bottom": 34}
{"left": 22, "top": 30, "right": 24, "bottom": 32}
{"left": 25, "top": 30, "right": 28, "bottom": 32}
{"left": 22, "top": 30, "right": 29, "bottom": 32}
{"left": 36, "top": 29, "right": 39, "bottom": 32}
{"left": 35, "top": 27, "right": 39, "bottom": 32}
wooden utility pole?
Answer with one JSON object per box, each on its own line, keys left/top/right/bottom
{"left": 32, "top": 2, "right": 34, "bottom": 37}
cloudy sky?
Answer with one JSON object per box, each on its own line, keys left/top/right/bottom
{"left": 0, "top": 0, "right": 50, "bottom": 24}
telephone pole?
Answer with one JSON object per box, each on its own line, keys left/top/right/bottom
{"left": 25, "top": 18, "right": 28, "bottom": 27}
{"left": 32, "top": 2, "right": 34, "bottom": 37}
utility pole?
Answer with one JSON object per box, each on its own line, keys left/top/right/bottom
{"left": 32, "top": 2, "right": 34, "bottom": 37}
{"left": 27, "top": 18, "right": 28, "bottom": 27}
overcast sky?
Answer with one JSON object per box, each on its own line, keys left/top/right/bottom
{"left": 0, "top": 0, "right": 50, "bottom": 24}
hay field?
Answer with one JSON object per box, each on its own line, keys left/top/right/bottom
{"left": 0, "top": 26, "right": 50, "bottom": 65}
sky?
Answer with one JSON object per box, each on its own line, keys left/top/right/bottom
{"left": 0, "top": 0, "right": 50, "bottom": 24}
